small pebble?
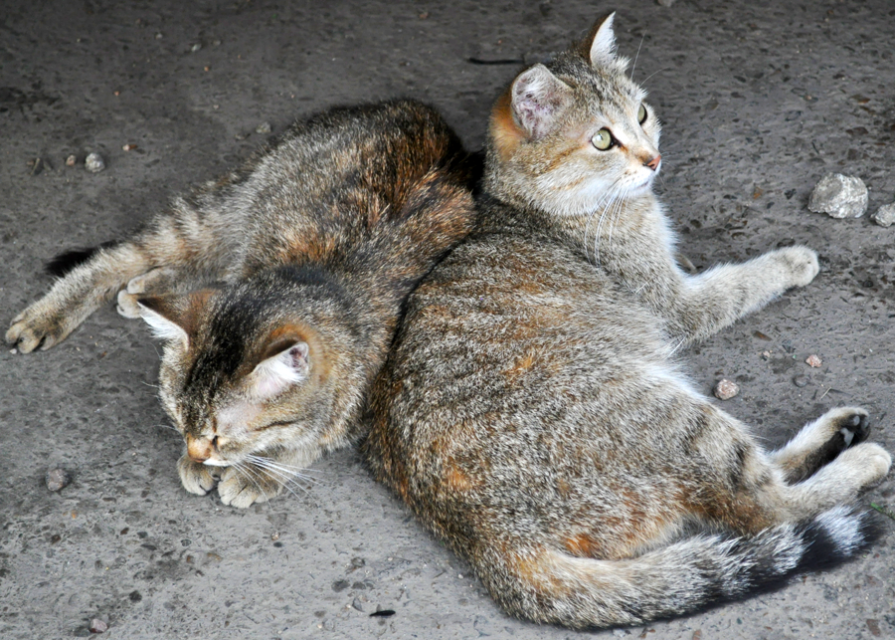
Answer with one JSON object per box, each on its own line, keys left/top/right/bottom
{"left": 760, "top": 350, "right": 772, "bottom": 361}
{"left": 255, "top": 122, "right": 272, "bottom": 134}
{"left": 88, "top": 618, "right": 108, "bottom": 633}
{"left": 46, "top": 467, "right": 71, "bottom": 492}
{"left": 805, "top": 354, "right": 822, "bottom": 368}
{"left": 85, "top": 152, "right": 105, "bottom": 173}
{"left": 808, "top": 173, "right": 868, "bottom": 219}
{"left": 190, "top": 43, "right": 202, "bottom": 52}
{"left": 352, "top": 597, "right": 365, "bottom": 612}
{"left": 793, "top": 375, "right": 810, "bottom": 388}
{"left": 713, "top": 379, "right": 739, "bottom": 400}
{"left": 871, "top": 203, "right": 895, "bottom": 228}
{"left": 122, "top": 143, "right": 138, "bottom": 152}
{"left": 65, "top": 155, "right": 77, "bottom": 167}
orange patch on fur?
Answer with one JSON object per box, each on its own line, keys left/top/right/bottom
{"left": 445, "top": 465, "right": 474, "bottom": 491}
{"left": 490, "top": 89, "right": 525, "bottom": 163}
{"left": 564, "top": 532, "right": 601, "bottom": 558}
{"left": 503, "top": 351, "right": 537, "bottom": 381}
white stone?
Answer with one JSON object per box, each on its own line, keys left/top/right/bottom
{"left": 85, "top": 152, "right": 105, "bottom": 173}
{"left": 808, "top": 173, "right": 868, "bottom": 219}
{"left": 871, "top": 203, "right": 895, "bottom": 227}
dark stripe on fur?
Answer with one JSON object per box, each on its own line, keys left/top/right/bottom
{"left": 45, "top": 240, "right": 119, "bottom": 277}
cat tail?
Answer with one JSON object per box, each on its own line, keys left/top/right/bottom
{"left": 489, "top": 506, "right": 878, "bottom": 629}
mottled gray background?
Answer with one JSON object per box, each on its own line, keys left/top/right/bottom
{"left": 1, "top": 1, "right": 894, "bottom": 638}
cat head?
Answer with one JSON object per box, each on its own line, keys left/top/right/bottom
{"left": 134, "top": 270, "right": 340, "bottom": 471}
{"left": 487, "top": 13, "right": 662, "bottom": 216}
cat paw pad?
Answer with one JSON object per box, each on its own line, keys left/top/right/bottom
{"left": 830, "top": 409, "right": 870, "bottom": 449}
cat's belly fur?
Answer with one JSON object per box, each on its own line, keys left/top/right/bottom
{"left": 372, "top": 233, "right": 723, "bottom": 560}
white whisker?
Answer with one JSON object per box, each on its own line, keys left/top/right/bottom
{"left": 631, "top": 33, "right": 645, "bottom": 81}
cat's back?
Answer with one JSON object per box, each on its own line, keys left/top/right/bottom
{"left": 233, "top": 99, "right": 475, "bottom": 277}
{"left": 248, "top": 99, "right": 464, "bottom": 216}
{"left": 369, "top": 211, "right": 676, "bottom": 451}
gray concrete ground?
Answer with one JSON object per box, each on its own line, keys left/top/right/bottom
{"left": 2, "top": 0, "right": 894, "bottom": 638}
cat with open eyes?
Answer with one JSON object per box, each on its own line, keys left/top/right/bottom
{"left": 364, "top": 15, "right": 891, "bottom": 628}
{"left": 7, "top": 99, "right": 475, "bottom": 508}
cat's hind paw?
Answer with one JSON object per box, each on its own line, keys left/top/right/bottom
{"left": 773, "top": 407, "right": 871, "bottom": 483}
{"left": 178, "top": 455, "right": 219, "bottom": 496}
{"left": 217, "top": 465, "right": 283, "bottom": 508}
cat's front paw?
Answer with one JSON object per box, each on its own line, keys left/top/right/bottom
{"left": 6, "top": 301, "right": 72, "bottom": 353}
{"left": 217, "top": 465, "right": 283, "bottom": 508}
{"left": 774, "top": 245, "right": 819, "bottom": 288}
{"left": 178, "top": 455, "right": 219, "bottom": 495}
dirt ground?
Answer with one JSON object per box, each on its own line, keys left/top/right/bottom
{"left": 2, "top": 0, "right": 894, "bottom": 638}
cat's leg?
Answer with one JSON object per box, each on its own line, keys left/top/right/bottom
{"left": 6, "top": 241, "right": 154, "bottom": 352}
{"left": 690, "top": 404, "right": 890, "bottom": 531}
{"left": 769, "top": 407, "right": 871, "bottom": 483}
{"left": 667, "top": 246, "right": 819, "bottom": 344}
{"left": 7, "top": 209, "right": 230, "bottom": 352}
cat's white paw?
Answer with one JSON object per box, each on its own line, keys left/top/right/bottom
{"left": 116, "top": 289, "right": 142, "bottom": 318}
{"left": 217, "top": 465, "right": 283, "bottom": 508}
{"left": 774, "top": 245, "right": 819, "bottom": 288}
{"left": 178, "top": 455, "right": 219, "bottom": 495}
{"left": 826, "top": 443, "right": 891, "bottom": 492}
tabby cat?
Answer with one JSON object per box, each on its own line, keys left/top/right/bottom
{"left": 7, "top": 100, "right": 475, "bottom": 508}
{"left": 364, "top": 16, "right": 891, "bottom": 628}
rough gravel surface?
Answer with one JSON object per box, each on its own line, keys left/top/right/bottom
{"left": 2, "top": 1, "right": 894, "bottom": 639}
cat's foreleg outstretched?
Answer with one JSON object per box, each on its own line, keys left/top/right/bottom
{"left": 7, "top": 241, "right": 153, "bottom": 352}
{"left": 7, "top": 207, "right": 231, "bottom": 352}
{"left": 665, "top": 245, "right": 819, "bottom": 344}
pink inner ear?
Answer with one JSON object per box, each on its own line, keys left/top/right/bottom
{"left": 512, "top": 67, "right": 569, "bottom": 140}
{"left": 250, "top": 342, "right": 310, "bottom": 399}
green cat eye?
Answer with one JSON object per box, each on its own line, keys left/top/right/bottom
{"left": 638, "top": 104, "right": 647, "bottom": 124}
{"left": 592, "top": 128, "right": 613, "bottom": 150}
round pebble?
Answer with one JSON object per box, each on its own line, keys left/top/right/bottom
{"left": 713, "top": 379, "right": 739, "bottom": 400}
{"left": 807, "top": 173, "right": 868, "bottom": 219}
{"left": 88, "top": 618, "right": 108, "bottom": 634}
{"left": 85, "top": 152, "right": 105, "bottom": 173}
{"left": 793, "top": 375, "right": 810, "bottom": 387}
{"left": 46, "top": 467, "right": 71, "bottom": 492}
{"left": 871, "top": 203, "right": 895, "bottom": 228}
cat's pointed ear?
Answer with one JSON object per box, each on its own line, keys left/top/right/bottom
{"left": 247, "top": 335, "right": 311, "bottom": 399}
{"left": 511, "top": 64, "right": 573, "bottom": 140}
{"left": 584, "top": 12, "right": 618, "bottom": 68}
{"left": 134, "top": 289, "right": 216, "bottom": 346}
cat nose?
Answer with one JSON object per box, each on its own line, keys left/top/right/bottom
{"left": 186, "top": 434, "right": 211, "bottom": 463}
{"left": 644, "top": 154, "right": 661, "bottom": 171}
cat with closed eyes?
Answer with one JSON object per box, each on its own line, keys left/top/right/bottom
{"left": 364, "top": 15, "right": 891, "bottom": 628}
{"left": 7, "top": 99, "right": 475, "bottom": 508}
